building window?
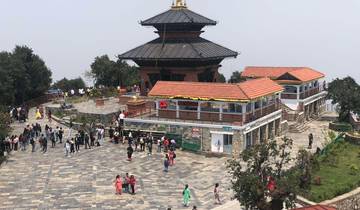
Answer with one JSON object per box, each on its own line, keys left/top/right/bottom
{"left": 201, "top": 102, "right": 220, "bottom": 112}
{"left": 255, "top": 100, "right": 261, "bottom": 109}
{"left": 284, "top": 86, "right": 297, "bottom": 93}
{"left": 168, "top": 100, "right": 177, "bottom": 110}
{"left": 223, "top": 103, "right": 242, "bottom": 113}
{"left": 224, "top": 134, "right": 233, "bottom": 145}
{"left": 178, "top": 101, "right": 198, "bottom": 111}
{"left": 246, "top": 103, "right": 252, "bottom": 112}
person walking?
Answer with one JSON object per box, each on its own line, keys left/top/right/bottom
{"left": 75, "top": 135, "right": 80, "bottom": 152}
{"left": 84, "top": 133, "right": 91, "bottom": 149}
{"left": 58, "top": 127, "right": 64, "bottom": 143}
{"left": 129, "top": 175, "right": 136, "bottom": 195}
{"left": 42, "top": 135, "right": 48, "bottom": 153}
{"left": 182, "top": 184, "right": 191, "bottom": 207}
{"left": 48, "top": 110, "right": 52, "bottom": 123}
{"left": 30, "top": 137, "right": 35, "bottom": 152}
{"left": 114, "top": 175, "right": 123, "bottom": 195}
{"left": 65, "top": 139, "right": 71, "bottom": 157}
{"left": 127, "top": 145, "right": 134, "bottom": 161}
{"left": 308, "top": 133, "right": 313, "bottom": 149}
{"left": 163, "top": 153, "right": 170, "bottom": 172}
{"left": 169, "top": 149, "right": 175, "bottom": 166}
{"left": 70, "top": 138, "right": 75, "bottom": 154}
{"left": 124, "top": 173, "right": 130, "bottom": 193}
{"left": 214, "top": 183, "right": 221, "bottom": 204}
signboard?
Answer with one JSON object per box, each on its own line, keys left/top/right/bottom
{"left": 191, "top": 128, "right": 201, "bottom": 138}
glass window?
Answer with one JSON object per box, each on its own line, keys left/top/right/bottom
{"left": 262, "top": 98, "right": 268, "bottom": 107}
{"left": 178, "top": 101, "right": 198, "bottom": 111}
{"left": 168, "top": 100, "right": 177, "bottom": 110}
{"left": 284, "top": 86, "right": 297, "bottom": 93}
{"left": 246, "top": 103, "right": 252, "bottom": 112}
{"left": 255, "top": 100, "right": 261, "bottom": 109}
{"left": 224, "top": 135, "right": 233, "bottom": 145}
{"left": 200, "top": 102, "right": 220, "bottom": 112}
{"left": 223, "top": 103, "right": 242, "bottom": 113}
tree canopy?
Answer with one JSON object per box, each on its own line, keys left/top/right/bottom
{"left": 52, "top": 77, "right": 86, "bottom": 92}
{"left": 327, "top": 77, "right": 360, "bottom": 122}
{"left": 87, "top": 55, "right": 140, "bottom": 88}
{"left": 0, "top": 46, "right": 52, "bottom": 105}
{"left": 228, "top": 71, "right": 246, "bottom": 83}
{"left": 227, "top": 138, "right": 299, "bottom": 210}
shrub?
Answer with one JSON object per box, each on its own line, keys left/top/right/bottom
{"left": 329, "top": 122, "right": 353, "bottom": 132}
{"left": 349, "top": 164, "right": 359, "bottom": 175}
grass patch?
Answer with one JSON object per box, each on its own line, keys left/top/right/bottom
{"left": 304, "top": 140, "right": 360, "bottom": 202}
{"left": 65, "top": 96, "right": 89, "bottom": 104}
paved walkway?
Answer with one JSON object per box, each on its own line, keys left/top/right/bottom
{"left": 0, "top": 109, "right": 232, "bottom": 210}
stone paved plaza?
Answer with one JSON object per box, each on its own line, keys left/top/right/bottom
{"left": 0, "top": 111, "right": 233, "bottom": 210}
{"left": 0, "top": 108, "right": 333, "bottom": 210}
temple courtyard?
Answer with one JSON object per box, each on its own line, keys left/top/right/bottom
{"left": 0, "top": 108, "right": 331, "bottom": 210}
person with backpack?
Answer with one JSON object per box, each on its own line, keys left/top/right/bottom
{"left": 169, "top": 149, "right": 175, "bottom": 166}
{"left": 182, "top": 184, "right": 191, "bottom": 207}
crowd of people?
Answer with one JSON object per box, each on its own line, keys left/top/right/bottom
{"left": 2, "top": 108, "right": 224, "bottom": 209}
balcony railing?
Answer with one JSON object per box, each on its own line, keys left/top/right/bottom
{"left": 281, "top": 93, "right": 297, "bottom": 100}
{"left": 300, "top": 87, "right": 320, "bottom": 99}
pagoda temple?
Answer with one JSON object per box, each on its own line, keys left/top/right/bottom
{"left": 118, "top": 0, "right": 238, "bottom": 94}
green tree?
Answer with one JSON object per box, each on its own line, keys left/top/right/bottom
{"left": 87, "top": 55, "right": 140, "bottom": 88}
{"left": 0, "top": 52, "right": 15, "bottom": 105}
{"left": 0, "top": 46, "right": 52, "bottom": 105}
{"left": 52, "top": 77, "right": 86, "bottom": 92}
{"left": 0, "top": 106, "right": 12, "bottom": 158}
{"left": 227, "top": 138, "right": 298, "bottom": 210}
{"left": 228, "top": 71, "right": 246, "bottom": 83}
{"left": 218, "top": 73, "right": 226, "bottom": 83}
{"left": 327, "top": 77, "right": 360, "bottom": 122}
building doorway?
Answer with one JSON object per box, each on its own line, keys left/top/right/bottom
{"left": 211, "top": 132, "right": 233, "bottom": 154}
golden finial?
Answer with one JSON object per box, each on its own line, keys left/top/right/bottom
{"left": 172, "top": 0, "right": 187, "bottom": 9}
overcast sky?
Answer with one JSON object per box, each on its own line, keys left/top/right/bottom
{"left": 1, "top": 0, "right": 360, "bottom": 83}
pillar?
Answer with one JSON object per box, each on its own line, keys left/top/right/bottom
{"left": 155, "top": 100, "right": 159, "bottom": 117}
{"left": 297, "top": 86, "right": 300, "bottom": 100}
{"left": 176, "top": 100, "right": 179, "bottom": 118}
{"left": 197, "top": 102, "right": 201, "bottom": 120}
{"left": 265, "top": 124, "right": 269, "bottom": 141}
{"left": 242, "top": 103, "right": 246, "bottom": 123}
{"left": 219, "top": 103, "right": 223, "bottom": 121}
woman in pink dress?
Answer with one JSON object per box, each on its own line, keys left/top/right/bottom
{"left": 114, "top": 175, "right": 122, "bottom": 195}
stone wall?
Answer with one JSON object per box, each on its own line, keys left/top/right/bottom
{"left": 321, "top": 187, "right": 360, "bottom": 210}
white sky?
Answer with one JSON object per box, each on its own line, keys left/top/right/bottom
{"left": 1, "top": 0, "right": 360, "bottom": 83}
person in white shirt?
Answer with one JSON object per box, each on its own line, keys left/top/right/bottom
{"left": 119, "top": 111, "right": 125, "bottom": 127}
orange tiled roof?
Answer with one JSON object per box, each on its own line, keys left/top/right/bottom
{"left": 148, "top": 78, "right": 283, "bottom": 102}
{"left": 242, "top": 66, "right": 325, "bottom": 82}
{"left": 293, "top": 205, "right": 336, "bottom": 210}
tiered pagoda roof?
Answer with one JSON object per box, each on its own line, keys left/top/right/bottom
{"left": 118, "top": 0, "right": 237, "bottom": 62}
{"left": 141, "top": 8, "right": 217, "bottom": 26}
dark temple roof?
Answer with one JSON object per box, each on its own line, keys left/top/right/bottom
{"left": 141, "top": 8, "right": 217, "bottom": 26}
{"left": 118, "top": 37, "right": 238, "bottom": 60}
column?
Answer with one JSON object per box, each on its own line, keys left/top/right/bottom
{"left": 242, "top": 103, "right": 246, "bottom": 124}
{"left": 176, "top": 100, "right": 180, "bottom": 118}
{"left": 197, "top": 102, "right": 201, "bottom": 120}
{"left": 297, "top": 86, "right": 300, "bottom": 100}
{"left": 155, "top": 100, "right": 159, "bottom": 117}
{"left": 271, "top": 121, "right": 275, "bottom": 138}
{"left": 265, "top": 124, "right": 269, "bottom": 141}
{"left": 219, "top": 103, "right": 223, "bottom": 121}
{"left": 260, "top": 98, "right": 263, "bottom": 116}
